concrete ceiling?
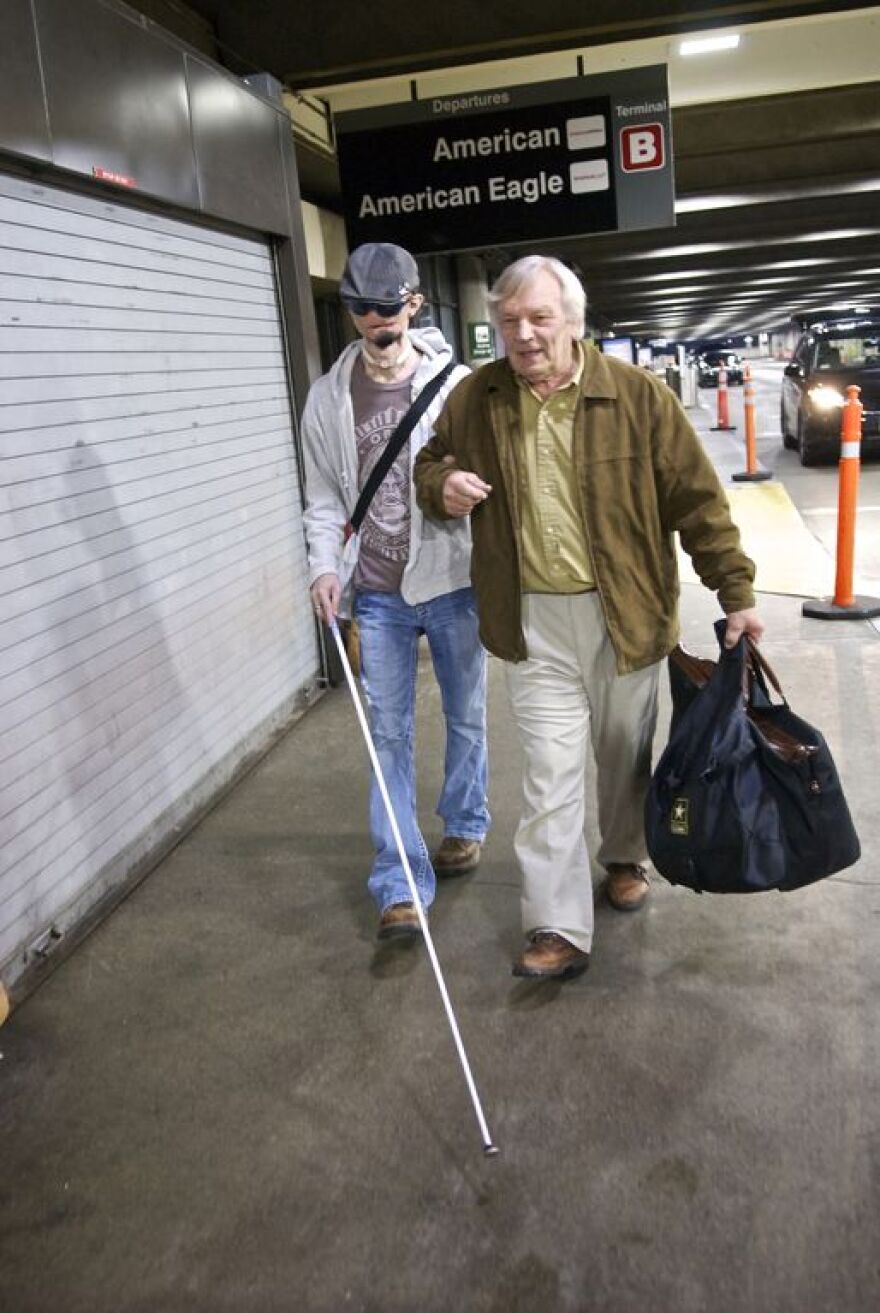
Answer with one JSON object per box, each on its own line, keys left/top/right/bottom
{"left": 137, "top": 1, "right": 880, "bottom": 342}
{"left": 168, "top": 1, "right": 873, "bottom": 86}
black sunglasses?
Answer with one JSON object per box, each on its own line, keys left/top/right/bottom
{"left": 343, "top": 297, "right": 411, "bottom": 317}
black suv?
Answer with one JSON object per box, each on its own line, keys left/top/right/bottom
{"left": 781, "top": 311, "right": 880, "bottom": 465}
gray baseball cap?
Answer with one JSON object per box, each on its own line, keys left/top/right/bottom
{"left": 340, "top": 243, "right": 420, "bottom": 306}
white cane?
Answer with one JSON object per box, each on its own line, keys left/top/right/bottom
{"left": 329, "top": 618, "right": 499, "bottom": 1157}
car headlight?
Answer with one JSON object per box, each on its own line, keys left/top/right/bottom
{"left": 807, "top": 385, "right": 845, "bottom": 411}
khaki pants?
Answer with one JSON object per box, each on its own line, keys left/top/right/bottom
{"left": 503, "top": 591, "right": 660, "bottom": 952}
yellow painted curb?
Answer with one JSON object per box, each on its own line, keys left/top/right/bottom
{"left": 0, "top": 982, "right": 9, "bottom": 1027}
{"left": 677, "top": 481, "right": 834, "bottom": 598}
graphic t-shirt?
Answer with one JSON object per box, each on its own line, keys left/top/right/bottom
{"left": 350, "top": 355, "right": 414, "bottom": 593}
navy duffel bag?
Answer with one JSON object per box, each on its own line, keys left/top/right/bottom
{"left": 645, "top": 622, "right": 861, "bottom": 893}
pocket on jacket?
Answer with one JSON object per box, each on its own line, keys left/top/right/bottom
{"left": 581, "top": 444, "right": 648, "bottom": 466}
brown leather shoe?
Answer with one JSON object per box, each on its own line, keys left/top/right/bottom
{"left": 605, "top": 864, "right": 651, "bottom": 912}
{"left": 432, "top": 837, "right": 482, "bottom": 876}
{"left": 377, "top": 902, "right": 422, "bottom": 940}
{"left": 512, "top": 932, "right": 590, "bottom": 980}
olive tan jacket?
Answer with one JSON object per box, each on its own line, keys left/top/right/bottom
{"left": 414, "top": 346, "right": 756, "bottom": 673}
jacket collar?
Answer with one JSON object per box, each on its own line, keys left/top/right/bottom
{"left": 579, "top": 342, "right": 619, "bottom": 398}
{"left": 486, "top": 341, "right": 619, "bottom": 401}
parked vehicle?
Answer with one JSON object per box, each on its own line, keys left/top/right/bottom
{"left": 781, "top": 311, "right": 880, "bottom": 465}
{"left": 696, "top": 351, "right": 744, "bottom": 386}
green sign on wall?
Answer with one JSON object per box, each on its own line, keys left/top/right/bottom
{"left": 468, "top": 321, "right": 496, "bottom": 361}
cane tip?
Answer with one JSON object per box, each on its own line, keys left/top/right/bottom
{"left": 483, "top": 1143, "right": 500, "bottom": 1157}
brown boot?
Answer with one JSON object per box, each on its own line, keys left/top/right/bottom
{"left": 432, "top": 837, "right": 482, "bottom": 877}
{"left": 605, "top": 864, "right": 651, "bottom": 912}
{"left": 512, "top": 932, "right": 590, "bottom": 980}
{"left": 377, "top": 902, "right": 422, "bottom": 941}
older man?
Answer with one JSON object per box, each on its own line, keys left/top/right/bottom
{"left": 415, "top": 254, "right": 762, "bottom": 981}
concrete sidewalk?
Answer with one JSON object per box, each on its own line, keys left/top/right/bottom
{"left": 2, "top": 455, "right": 879, "bottom": 1311}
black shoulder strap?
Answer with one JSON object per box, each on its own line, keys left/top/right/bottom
{"left": 346, "top": 359, "right": 456, "bottom": 540}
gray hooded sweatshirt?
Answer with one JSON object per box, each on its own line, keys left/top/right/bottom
{"left": 301, "top": 326, "right": 471, "bottom": 617}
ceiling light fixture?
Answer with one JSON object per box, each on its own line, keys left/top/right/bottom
{"left": 758, "top": 259, "right": 833, "bottom": 270}
{"left": 675, "top": 194, "right": 749, "bottom": 213}
{"left": 679, "top": 34, "right": 741, "bottom": 56}
{"left": 638, "top": 269, "right": 717, "bottom": 282}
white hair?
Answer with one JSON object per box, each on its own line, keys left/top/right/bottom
{"left": 487, "top": 256, "right": 586, "bottom": 337}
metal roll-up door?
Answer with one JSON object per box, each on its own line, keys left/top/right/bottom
{"left": 0, "top": 172, "right": 320, "bottom": 983}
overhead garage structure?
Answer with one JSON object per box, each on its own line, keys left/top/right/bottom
{"left": 164, "top": 0, "right": 880, "bottom": 341}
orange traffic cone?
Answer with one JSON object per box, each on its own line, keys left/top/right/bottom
{"left": 710, "top": 366, "right": 736, "bottom": 432}
{"left": 803, "top": 385, "right": 880, "bottom": 620}
{"left": 732, "top": 364, "right": 771, "bottom": 481}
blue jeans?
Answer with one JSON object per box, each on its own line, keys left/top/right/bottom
{"left": 353, "top": 587, "right": 490, "bottom": 915}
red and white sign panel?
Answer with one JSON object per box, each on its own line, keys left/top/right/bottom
{"left": 620, "top": 124, "right": 665, "bottom": 172}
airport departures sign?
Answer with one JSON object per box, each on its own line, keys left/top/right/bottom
{"left": 334, "top": 66, "right": 674, "bottom": 253}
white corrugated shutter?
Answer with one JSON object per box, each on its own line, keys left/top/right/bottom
{"left": 0, "top": 173, "right": 320, "bottom": 981}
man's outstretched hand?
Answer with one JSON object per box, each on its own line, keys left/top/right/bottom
{"left": 442, "top": 469, "right": 492, "bottom": 517}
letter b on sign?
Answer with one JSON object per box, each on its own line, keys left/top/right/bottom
{"left": 620, "top": 124, "right": 664, "bottom": 172}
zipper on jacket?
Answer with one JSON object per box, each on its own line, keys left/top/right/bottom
{"left": 572, "top": 394, "right": 615, "bottom": 639}
{"left": 487, "top": 387, "right": 525, "bottom": 579}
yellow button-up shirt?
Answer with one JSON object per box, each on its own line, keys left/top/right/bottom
{"left": 515, "top": 341, "right": 595, "bottom": 593}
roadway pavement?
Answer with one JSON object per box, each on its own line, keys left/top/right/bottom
{"left": 1, "top": 366, "right": 878, "bottom": 1313}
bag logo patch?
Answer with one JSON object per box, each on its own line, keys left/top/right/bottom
{"left": 670, "top": 798, "right": 690, "bottom": 835}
